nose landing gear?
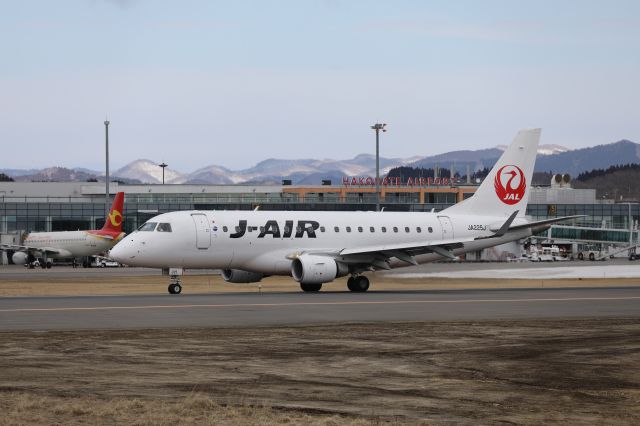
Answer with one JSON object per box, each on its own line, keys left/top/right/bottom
{"left": 168, "top": 281, "right": 182, "bottom": 294}
{"left": 167, "top": 267, "right": 183, "bottom": 295}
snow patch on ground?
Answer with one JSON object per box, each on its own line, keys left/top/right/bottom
{"left": 389, "top": 265, "right": 640, "bottom": 279}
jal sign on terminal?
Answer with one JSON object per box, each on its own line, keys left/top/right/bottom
{"left": 342, "top": 176, "right": 460, "bottom": 187}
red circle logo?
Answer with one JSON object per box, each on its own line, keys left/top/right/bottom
{"left": 494, "top": 165, "right": 526, "bottom": 205}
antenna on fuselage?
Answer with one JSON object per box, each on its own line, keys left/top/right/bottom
{"left": 253, "top": 205, "right": 260, "bottom": 211}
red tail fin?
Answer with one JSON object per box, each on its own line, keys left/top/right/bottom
{"left": 102, "top": 192, "right": 124, "bottom": 233}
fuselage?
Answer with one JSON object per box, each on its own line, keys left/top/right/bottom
{"left": 110, "top": 210, "right": 532, "bottom": 273}
{"left": 24, "top": 230, "right": 124, "bottom": 258}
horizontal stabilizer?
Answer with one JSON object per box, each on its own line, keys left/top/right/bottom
{"left": 509, "top": 215, "right": 585, "bottom": 231}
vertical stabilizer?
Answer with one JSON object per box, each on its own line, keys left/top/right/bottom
{"left": 101, "top": 192, "right": 124, "bottom": 233}
{"left": 443, "top": 129, "right": 540, "bottom": 217}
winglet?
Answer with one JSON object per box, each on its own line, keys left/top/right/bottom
{"left": 476, "top": 210, "right": 519, "bottom": 240}
{"left": 493, "top": 210, "right": 519, "bottom": 237}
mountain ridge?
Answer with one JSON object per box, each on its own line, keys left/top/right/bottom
{"left": 2, "top": 141, "right": 638, "bottom": 185}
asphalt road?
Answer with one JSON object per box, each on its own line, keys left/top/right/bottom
{"left": 1, "top": 287, "right": 639, "bottom": 331}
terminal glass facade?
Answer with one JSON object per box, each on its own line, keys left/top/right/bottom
{"left": 1, "top": 194, "right": 638, "bottom": 240}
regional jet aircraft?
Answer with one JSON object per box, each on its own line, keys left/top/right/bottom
{"left": 2, "top": 192, "right": 125, "bottom": 268}
{"left": 110, "top": 129, "right": 579, "bottom": 294}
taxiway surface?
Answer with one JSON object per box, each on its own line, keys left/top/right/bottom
{"left": 1, "top": 287, "right": 639, "bottom": 331}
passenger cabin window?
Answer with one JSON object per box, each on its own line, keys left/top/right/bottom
{"left": 334, "top": 226, "right": 340, "bottom": 232}
{"left": 416, "top": 227, "right": 422, "bottom": 233}
{"left": 393, "top": 227, "right": 398, "bottom": 233}
{"left": 405, "top": 227, "right": 410, "bottom": 233}
{"left": 138, "top": 222, "right": 157, "bottom": 232}
{"left": 369, "top": 226, "right": 375, "bottom": 233}
{"left": 428, "top": 227, "right": 433, "bottom": 233}
{"left": 223, "top": 226, "right": 228, "bottom": 232}
{"left": 320, "top": 226, "right": 326, "bottom": 233}
{"left": 157, "top": 223, "right": 172, "bottom": 232}
{"left": 346, "top": 226, "right": 352, "bottom": 233}
{"left": 358, "top": 226, "right": 363, "bottom": 233}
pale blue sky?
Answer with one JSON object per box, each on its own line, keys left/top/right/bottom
{"left": 1, "top": 0, "right": 639, "bottom": 171}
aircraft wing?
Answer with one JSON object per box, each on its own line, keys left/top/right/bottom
{"left": 339, "top": 236, "right": 475, "bottom": 261}
{"left": 0, "top": 244, "right": 63, "bottom": 255}
{"left": 325, "top": 213, "right": 581, "bottom": 270}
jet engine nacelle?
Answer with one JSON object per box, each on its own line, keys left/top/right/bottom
{"left": 222, "top": 269, "right": 264, "bottom": 283}
{"left": 291, "top": 254, "right": 348, "bottom": 284}
{"left": 11, "top": 252, "right": 29, "bottom": 265}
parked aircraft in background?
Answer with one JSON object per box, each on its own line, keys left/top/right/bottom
{"left": 110, "top": 129, "right": 580, "bottom": 294}
{"left": 1, "top": 192, "right": 125, "bottom": 268}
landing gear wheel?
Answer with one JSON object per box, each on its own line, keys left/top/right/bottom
{"left": 347, "top": 276, "right": 356, "bottom": 291}
{"left": 577, "top": 253, "right": 584, "bottom": 260}
{"left": 46, "top": 261, "right": 52, "bottom": 269}
{"left": 300, "top": 283, "right": 322, "bottom": 292}
{"left": 349, "top": 276, "right": 369, "bottom": 292}
{"left": 589, "top": 253, "right": 595, "bottom": 261}
{"left": 168, "top": 283, "right": 182, "bottom": 294}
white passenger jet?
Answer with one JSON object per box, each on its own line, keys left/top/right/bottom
{"left": 110, "top": 129, "right": 578, "bottom": 294}
{"left": 2, "top": 192, "right": 125, "bottom": 268}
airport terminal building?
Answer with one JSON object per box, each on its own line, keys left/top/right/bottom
{"left": 0, "top": 180, "right": 638, "bottom": 259}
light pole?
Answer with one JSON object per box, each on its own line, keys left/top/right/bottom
{"left": 159, "top": 162, "right": 168, "bottom": 184}
{"left": 626, "top": 202, "right": 637, "bottom": 247}
{"left": 618, "top": 202, "right": 637, "bottom": 255}
{"left": 371, "top": 123, "right": 387, "bottom": 212}
{"left": 104, "top": 119, "right": 110, "bottom": 218}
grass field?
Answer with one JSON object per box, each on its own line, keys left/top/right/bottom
{"left": 1, "top": 269, "right": 639, "bottom": 297}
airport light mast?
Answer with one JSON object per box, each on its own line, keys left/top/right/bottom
{"left": 104, "top": 119, "right": 110, "bottom": 218}
{"left": 159, "top": 162, "right": 168, "bottom": 184}
{"left": 371, "top": 122, "right": 387, "bottom": 212}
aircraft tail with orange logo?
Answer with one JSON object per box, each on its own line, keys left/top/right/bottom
{"left": 89, "top": 192, "right": 125, "bottom": 239}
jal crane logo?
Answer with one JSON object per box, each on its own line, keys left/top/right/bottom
{"left": 494, "top": 165, "right": 526, "bottom": 205}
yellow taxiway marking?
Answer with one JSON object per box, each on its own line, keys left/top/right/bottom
{"left": 1, "top": 296, "right": 640, "bottom": 313}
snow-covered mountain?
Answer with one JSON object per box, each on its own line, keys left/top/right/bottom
{"left": 115, "top": 144, "right": 568, "bottom": 185}
{"left": 114, "top": 159, "right": 183, "bottom": 184}
{"left": 114, "top": 155, "right": 421, "bottom": 185}
{"left": 18, "top": 140, "right": 640, "bottom": 186}
{"left": 12, "top": 167, "right": 98, "bottom": 182}
{"left": 496, "top": 144, "right": 570, "bottom": 156}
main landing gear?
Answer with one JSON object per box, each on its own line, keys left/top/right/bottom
{"left": 299, "top": 276, "right": 371, "bottom": 293}
{"left": 300, "top": 283, "right": 322, "bottom": 292}
{"left": 347, "top": 275, "right": 369, "bottom": 292}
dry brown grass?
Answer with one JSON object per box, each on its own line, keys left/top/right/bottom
{"left": 0, "top": 393, "right": 385, "bottom": 426}
{"left": 1, "top": 271, "right": 638, "bottom": 297}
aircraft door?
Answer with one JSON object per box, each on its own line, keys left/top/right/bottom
{"left": 191, "top": 213, "right": 211, "bottom": 249}
{"left": 437, "top": 216, "right": 454, "bottom": 239}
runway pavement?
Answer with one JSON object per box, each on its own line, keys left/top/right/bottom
{"left": 1, "top": 287, "right": 639, "bottom": 331}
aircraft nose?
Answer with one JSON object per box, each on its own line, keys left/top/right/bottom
{"left": 110, "top": 238, "right": 137, "bottom": 264}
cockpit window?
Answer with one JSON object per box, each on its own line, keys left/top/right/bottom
{"left": 157, "top": 223, "right": 172, "bottom": 232}
{"left": 138, "top": 222, "right": 157, "bottom": 232}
